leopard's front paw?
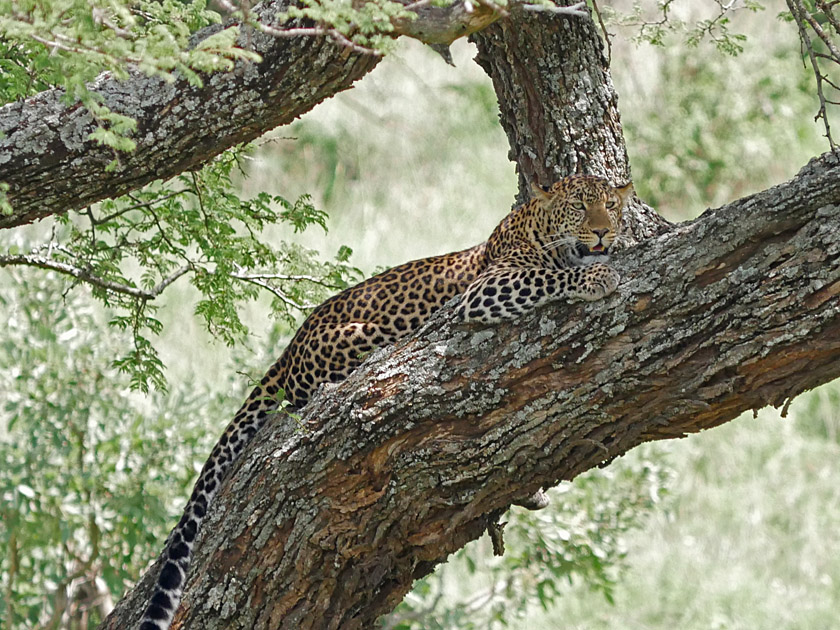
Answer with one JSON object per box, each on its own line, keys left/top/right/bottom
{"left": 576, "top": 262, "right": 620, "bottom": 301}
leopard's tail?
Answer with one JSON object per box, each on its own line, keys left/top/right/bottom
{"left": 137, "top": 381, "right": 281, "bottom": 630}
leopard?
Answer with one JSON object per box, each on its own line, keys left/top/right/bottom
{"left": 138, "top": 175, "right": 634, "bottom": 630}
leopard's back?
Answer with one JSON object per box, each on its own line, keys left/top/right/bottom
{"left": 275, "top": 242, "right": 488, "bottom": 407}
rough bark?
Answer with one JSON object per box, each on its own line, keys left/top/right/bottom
{"left": 0, "top": 0, "right": 377, "bottom": 229}
{"left": 103, "top": 150, "right": 840, "bottom": 630}
{"left": 472, "top": 11, "right": 627, "bottom": 195}
{"left": 0, "top": 0, "right": 513, "bottom": 230}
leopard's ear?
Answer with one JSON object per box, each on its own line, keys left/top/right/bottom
{"left": 530, "top": 181, "right": 553, "bottom": 201}
{"left": 615, "top": 181, "right": 635, "bottom": 203}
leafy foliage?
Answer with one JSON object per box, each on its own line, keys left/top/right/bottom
{"left": 619, "top": 21, "right": 823, "bottom": 217}
{"left": 605, "top": 0, "right": 765, "bottom": 55}
{"left": 0, "top": 0, "right": 258, "bottom": 159}
{"left": 0, "top": 273, "right": 226, "bottom": 629}
{"left": 267, "top": 0, "right": 416, "bottom": 50}
{"left": 4, "top": 144, "right": 363, "bottom": 392}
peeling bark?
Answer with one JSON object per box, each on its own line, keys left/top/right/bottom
{"left": 103, "top": 151, "right": 840, "bottom": 630}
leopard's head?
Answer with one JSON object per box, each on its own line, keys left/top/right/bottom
{"left": 533, "top": 176, "right": 634, "bottom": 254}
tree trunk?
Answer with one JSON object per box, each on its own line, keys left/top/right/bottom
{"left": 472, "top": 10, "right": 628, "bottom": 195}
{"left": 99, "top": 5, "right": 840, "bottom": 629}
{"left": 471, "top": 8, "right": 670, "bottom": 244}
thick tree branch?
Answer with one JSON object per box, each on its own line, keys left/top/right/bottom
{"left": 103, "top": 151, "right": 840, "bottom": 629}
{"left": 0, "top": 0, "right": 381, "bottom": 229}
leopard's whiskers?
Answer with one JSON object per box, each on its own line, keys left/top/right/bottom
{"left": 539, "top": 234, "right": 578, "bottom": 252}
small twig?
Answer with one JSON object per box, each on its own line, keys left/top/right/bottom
{"left": 815, "top": 1, "right": 840, "bottom": 36}
{"left": 145, "top": 205, "right": 192, "bottom": 266}
{"left": 487, "top": 518, "right": 506, "bottom": 556}
{"left": 92, "top": 191, "right": 184, "bottom": 226}
{"left": 787, "top": 0, "right": 838, "bottom": 149}
{"left": 230, "top": 271, "right": 342, "bottom": 290}
{"left": 402, "top": 0, "right": 433, "bottom": 11}
{"left": 190, "top": 172, "right": 213, "bottom": 236}
{"left": 800, "top": 3, "right": 840, "bottom": 60}
{"left": 380, "top": 579, "right": 446, "bottom": 630}
{"left": 591, "top": 0, "right": 611, "bottom": 62}
{"left": 620, "top": 0, "right": 674, "bottom": 35}
{"left": 257, "top": 21, "right": 383, "bottom": 56}
{"left": 216, "top": 0, "right": 382, "bottom": 56}
{"left": 458, "top": 575, "right": 510, "bottom": 614}
{"left": 467, "top": 0, "right": 508, "bottom": 18}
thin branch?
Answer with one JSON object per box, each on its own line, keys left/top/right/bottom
{"left": 800, "top": 2, "right": 840, "bottom": 61}
{"left": 402, "top": 0, "right": 433, "bottom": 10}
{"left": 230, "top": 271, "right": 343, "bottom": 290}
{"left": 787, "top": 0, "right": 838, "bottom": 149}
{"left": 519, "top": 1, "right": 588, "bottom": 17}
{"left": 380, "top": 578, "right": 446, "bottom": 630}
{"left": 230, "top": 272, "right": 319, "bottom": 310}
{"left": 144, "top": 205, "right": 192, "bottom": 267}
{"left": 256, "top": 21, "right": 383, "bottom": 56}
{"left": 618, "top": 0, "right": 675, "bottom": 37}
{"left": 92, "top": 191, "right": 185, "bottom": 226}
{"left": 590, "top": 0, "right": 611, "bottom": 62}
{"left": 0, "top": 254, "right": 189, "bottom": 300}
{"left": 215, "top": 0, "right": 383, "bottom": 57}
{"left": 815, "top": 1, "right": 840, "bottom": 35}
{"left": 27, "top": 34, "right": 129, "bottom": 63}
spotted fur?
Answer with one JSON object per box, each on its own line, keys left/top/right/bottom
{"left": 138, "top": 175, "right": 633, "bottom": 630}
{"left": 457, "top": 176, "right": 632, "bottom": 322}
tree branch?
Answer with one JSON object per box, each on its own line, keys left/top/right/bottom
{"left": 787, "top": 0, "right": 840, "bottom": 149}
{"left": 102, "top": 150, "right": 840, "bottom": 629}
{"left": 230, "top": 271, "right": 319, "bottom": 310}
{"left": 0, "top": 255, "right": 190, "bottom": 300}
{"left": 0, "top": 1, "right": 377, "bottom": 229}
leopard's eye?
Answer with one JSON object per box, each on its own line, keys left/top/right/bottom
{"left": 605, "top": 198, "right": 618, "bottom": 209}
{"left": 570, "top": 200, "right": 586, "bottom": 212}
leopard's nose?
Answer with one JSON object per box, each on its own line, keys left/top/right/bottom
{"left": 592, "top": 228, "right": 610, "bottom": 239}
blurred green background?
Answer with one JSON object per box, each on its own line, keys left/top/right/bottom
{"left": 3, "top": 0, "right": 840, "bottom": 628}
